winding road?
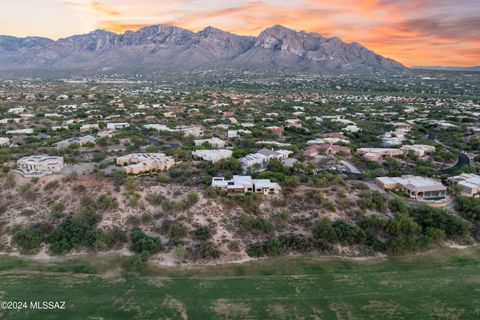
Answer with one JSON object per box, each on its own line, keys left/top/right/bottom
{"left": 428, "top": 131, "right": 471, "bottom": 174}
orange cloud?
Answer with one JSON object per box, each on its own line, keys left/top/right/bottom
{"left": 90, "top": 1, "right": 120, "bottom": 17}
{"left": 64, "top": 0, "right": 480, "bottom": 66}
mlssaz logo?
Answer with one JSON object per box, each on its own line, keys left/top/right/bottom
{"left": 30, "top": 301, "right": 66, "bottom": 310}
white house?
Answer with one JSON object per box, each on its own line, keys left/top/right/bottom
{"left": 0, "top": 137, "right": 10, "bottom": 146}
{"left": 343, "top": 125, "right": 361, "bottom": 133}
{"left": 6, "top": 128, "right": 34, "bottom": 135}
{"left": 400, "top": 145, "right": 436, "bottom": 157}
{"left": 116, "top": 153, "right": 175, "bottom": 174}
{"left": 177, "top": 125, "right": 204, "bottom": 137}
{"left": 0, "top": 118, "right": 22, "bottom": 124}
{"left": 241, "top": 148, "right": 293, "bottom": 170}
{"left": 194, "top": 137, "right": 226, "bottom": 148}
{"left": 8, "top": 107, "right": 26, "bottom": 114}
{"left": 17, "top": 156, "right": 64, "bottom": 177}
{"left": 375, "top": 176, "right": 446, "bottom": 201}
{"left": 44, "top": 113, "right": 63, "bottom": 118}
{"left": 227, "top": 129, "right": 251, "bottom": 138}
{"left": 192, "top": 149, "right": 233, "bottom": 163}
{"left": 143, "top": 124, "right": 175, "bottom": 132}
{"left": 212, "top": 176, "right": 281, "bottom": 195}
{"left": 80, "top": 124, "right": 100, "bottom": 132}
{"left": 448, "top": 174, "right": 480, "bottom": 197}
{"left": 55, "top": 135, "right": 96, "bottom": 148}
{"left": 107, "top": 122, "right": 129, "bottom": 129}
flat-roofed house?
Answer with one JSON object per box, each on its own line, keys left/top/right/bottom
{"left": 80, "top": 124, "right": 100, "bottom": 132}
{"left": 241, "top": 148, "right": 293, "bottom": 170}
{"left": 7, "top": 128, "right": 34, "bottom": 135}
{"left": 357, "top": 148, "right": 405, "bottom": 161}
{"left": 194, "top": 137, "right": 226, "bottom": 149}
{"left": 304, "top": 144, "right": 350, "bottom": 157}
{"left": 448, "top": 174, "right": 480, "bottom": 197}
{"left": 241, "top": 153, "right": 268, "bottom": 168}
{"left": 17, "top": 156, "right": 64, "bottom": 177}
{"left": 116, "top": 153, "right": 175, "bottom": 174}
{"left": 0, "top": 137, "right": 10, "bottom": 146}
{"left": 107, "top": 122, "right": 129, "bottom": 129}
{"left": 285, "top": 119, "right": 302, "bottom": 128}
{"left": 192, "top": 149, "right": 233, "bottom": 163}
{"left": 375, "top": 175, "right": 446, "bottom": 200}
{"left": 55, "top": 135, "right": 96, "bottom": 149}
{"left": 400, "top": 145, "right": 436, "bottom": 157}
{"left": 266, "top": 126, "right": 284, "bottom": 136}
{"left": 8, "top": 107, "right": 26, "bottom": 114}
{"left": 212, "top": 176, "right": 281, "bottom": 195}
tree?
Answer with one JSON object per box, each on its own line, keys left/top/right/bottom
{"left": 97, "top": 194, "right": 119, "bottom": 210}
{"left": 267, "top": 159, "right": 284, "bottom": 172}
{"left": 13, "top": 228, "right": 44, "bottom": 253}
{"left": 193, "top": 226, "right": 212, "bottom": 240}
{"left": 283, "top": 176, "right": 300, "bottom": 188}
{"left": 312, "top": 218, "right": 337, "bottom": 242}
{"left": 130, "top": 229, "right": 163, "bottom": 254}
{"left": 332, "top": 221, "right": 366, "bottom": 245}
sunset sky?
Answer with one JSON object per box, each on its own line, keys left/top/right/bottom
{"left": 1, "top": 0, "right": 479, "bottom": 66}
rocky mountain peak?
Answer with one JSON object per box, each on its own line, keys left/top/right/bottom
{"left": 0, "top": 24, "right": 407, "bottom": 73}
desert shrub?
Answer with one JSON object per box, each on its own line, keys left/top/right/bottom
{"left": 283, "top": 176, "right": 300, "bottom": 188}
{"left": 384, "top": 213, "right": 422, "bottom": 236}
{"left": 21, "top": 208, "right": 35, "bottom": 217}
{"left": 125, "top": 252, "right": 151, "bottom": 272}
{"left": 127, "top": 193, "right": 141, "bottom": 207}
{"left": 332, "top": 221, "right": 366, "bottom": 245}
{"left": 72, "top": 184, "right": 87, "bottom": 193}
{"left": 357, "top": 190, "right": 386, "bottom": 212}
{"left": 247, "top": 238, "right": 284, "bottom": 257}
{"left": 161, "top": 220, "right": 188, "bottom": 239}
{"left": 411, "top": 205, "right": 468, "bottom": 238}
{"left": 43, "top": 180, "right": 59, "bottom": 191}
{"left": 385, "top": 236, "right": 428, "bottom": 255}
{"left": 4, "top": 173, "right": 16, "bottom": 189}
{"left": 52, "top": 202, "right": 65, "bottom": 213}
{"left": 173, "top": 244, "right": 188, "bottom": 259}
{"left": 246, "top": 235, "right": 332, "bottom": 257}
{"left": 20, "top": 185, "right": 37, "bottom": 201}
{"left": 239, "top": 214, "right": 274, "bottom": 235}
{"left": 186, "top": 192, "right": 199, "bottom": 206}
{"left": 304, "top": 190, "right": 336, "bottom": 211}
{"left": 188, "top": 242, "right": 221, "bottom": 260}
{"left": 13, "top": 228, "right": 44, "bottom": 253}
{"left": 193, "top": 226, "right": 212, "bottom": 240}
{"left": 145, "top": 193, "right": 165, "bottom": 206}
{"left": 102, "top": 228, "right": 128, "bottom": 250}
{"left": 62, "top": 172, "right": 78, "bottom": 182}
{"left": 312, "top": 218, "right": 338, "bottom": 242}
{"left": 456, "top": 197, "right": 480, "bottom": 224}
{"left": 123, "top": 177, "right": 137, "bottom": 192}
{"left": 97, "top": 194, "right": 119, "bottom": 211}
{"left": 48, "top": 206, "right": 102, "bottom": 254}
{"left": 126, "top": 215, "right": 141, "bottom": 226}
{"left": 388, "top": 197, "right": 408, "bottom": 214}
{"left": 267, "top": 159, "right": 284, "bottom": 172}
{"left": 129, "top": 229, "right": 163, "bottom": 254}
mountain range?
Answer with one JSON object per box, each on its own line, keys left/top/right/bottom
{"left": 0, "top": 25, "right": 406, "bottom": 73}
{"left": 411, "top": 66, "right": 480, "bottom": 72}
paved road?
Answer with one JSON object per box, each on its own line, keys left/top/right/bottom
{"left": 427, "top": 131, "right": 471, "bottom": 174}
{"left": 340, "top": 160, "right": 362, "bottom": 174}
{"left": 427, "top": 132, "right": 437, "bottom": 141}
{"left": 440, "top": 153, "right": 470, "bottom": 174}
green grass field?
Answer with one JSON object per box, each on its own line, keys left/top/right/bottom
{"left": 0, "top": 247, "right": 479, "bottom": 319}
